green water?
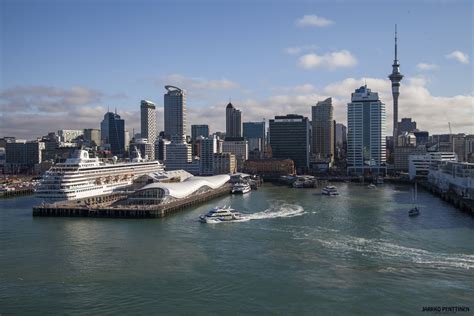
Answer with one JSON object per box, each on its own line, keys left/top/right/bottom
{"left": 1, "top": 183, "right": 473, "bottom": 315}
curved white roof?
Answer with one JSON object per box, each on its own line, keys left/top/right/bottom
{"left": 137, "top": 174, "right": 230, "bottom": 199}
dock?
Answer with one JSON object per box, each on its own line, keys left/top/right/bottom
{"left": 33, "top": 185, "right": 232, "bottom": 218}
{"left": 419, "top": 181, "right": 473, "bottom": 215}
{"left": 0, "top": 188, "right": 34, "bottom": 198}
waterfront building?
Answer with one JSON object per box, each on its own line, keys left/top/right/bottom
{"left": 5, "top": 140, "right": 45, "bottom": 174}
{"left": 388, "top": 25, "right": 403, "bottom": 140}
{"left": 0, "top": 147, "right": 5, "bottom": 173}
{"left": 452, "top": 134, "right": 466, "bottom": 162}
{"left": 428, "top": 161, "right": 474, "bottom": 199}
{"left": 164, "top": 141, "right": 199, "bottom": 174}
{"left": 398, "top": 118, "right": 417, "bottom": 134}
{"left": 347, "top": 86, "right": 387, "bottom": 175}
{"left": 140, "top": 100, "right": 157, "bottom": 160}
{"left": 394, "top": 145, "right": 426, "bottom": 172}
{"left": 127, "top": 174, "right": 230, "bottom": 205}
{"left": 311, "top": 98, "right": 334, "bottom": 164}
{"left": 83, "top": 129, "right": 101, "bottom": 148}
{"left": 200, "top": 136, "right": 218, "bottom": 175}
{"left": 269, "top": 114, "right": 310, "bottom": 173}
{"left": 408, "top": 152, "right": 457, "bottom": 180}
{"left": 164, "top": 85, "right": 186, "bottom": 142}
{"left": 222, "top": 137, "right": 248, "bottom": 171}
{"left": 213, "top": 152, "right": 237, "bottom": 174}
{"left": 100, "top": 112, "right": 125, "bottom": 156}
{"left": 191, "top": 125, "right": 210, "bottom": 141}
{"left": 226, "top": 102, "right": 242, "bottom": 138}
{"left": 242, "top": 159, "right": 295, "bottom": 178}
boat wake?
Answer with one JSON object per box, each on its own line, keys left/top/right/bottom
{"left": 310, "top": 234, "right": 474, "bottom": 270}
{"left": 208, "top": 204, "right": 305, "bottom": 224}
{"left": 242, "top": 204, "right": 305, "bottom": 221}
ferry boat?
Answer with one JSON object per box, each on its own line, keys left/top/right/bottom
{"left": 232, "top": 182, "right": 251, "bottom": 194}
{"left": 322, "top": 185, "right": 339, "bottom": 196}
{"left": 367, "top": 183, "right": 377, "bottom": 189}
{"left": 199, "top": 206, "right": 244, "bottom": 223}
{"left": 36, "top": 149, "right": 164, "bottom": 201}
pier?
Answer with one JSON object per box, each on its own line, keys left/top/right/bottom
{"left": 33, "top": 185, "right": 231, "bottom": 218}
{"left": 419, "top": 181, "right": 473, "bottom": 215}
{"left": 0, "top": 188, "right": 34, "bottom": 198}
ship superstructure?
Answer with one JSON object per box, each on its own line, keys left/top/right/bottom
{"left": 36, "top": 149, "right": 164, "bottom": 201}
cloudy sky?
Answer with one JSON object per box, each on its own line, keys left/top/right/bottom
{"left": 1, "top": 0, "right": 473, "bottom": 139}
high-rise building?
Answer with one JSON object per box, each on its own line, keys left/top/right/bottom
{"left": 199, "top": 135, "right": 218, "bottom": 175}
{"left": 269, "top": 114, "right": 310, "bottom": 173}
{"left": 388, "top": 25, "right": 403, "bottom": 141}
{"left": 83, "top": 129, "right": 100, "bottom": 148}
{"left": 100, "top": 112, "right": 125, "bottom": 156}
{"left": 222, "top": 137, "right": 248, "bottom": 171}
{"left": 213, "top": 152, "right": 237, "bottom": 174}
{"left": 5, "top": 140, "right": 45, "bottom": 174}
{"left": 226, "top": 102, "right": 242, "bottom": 138}
{"left": 347, "top": 86, "right": 387, "bottom": 175}
{"left": 164, "top": 86, "right": 186, "bottom": 142}
{"left": 155, "top": 137, "right": 170, "bottom": 161}
{"left": 414, "top": 131, "right": 429, "bottom": 146}
{"left": 335, "top": 123, "right": 347, "bottom": 160}
{"left": 130, "top": 138, "right": 154, "bottom": 160}
{"left": 398, "top": 118, "right": 416, "bottom": 134}
{"left": 311, "top": 98, "right": 334, "bottom": 163}
{"left": 191, "top": 125, "right": 210, "bottom": 141}
{"left": 140, "top": 100, "right": 157, "bottom": 160}
{"left": 243, "top": 121, "right": 265, "bottom": 157}
{"left": 57, "top": 129, "right": 83, "bottom": 143}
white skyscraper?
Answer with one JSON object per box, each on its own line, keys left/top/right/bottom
{"left": 347, "top": 86, "right": 387, "bottom": 175}
{"left": 140, "top": 100, "right": 157, "bottom": 160}
{"left": 164, "top": 85, "right": 186, "bottom": 142}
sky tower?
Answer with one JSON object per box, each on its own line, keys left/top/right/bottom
{"left": 388, "top": 25, "right": 404, "bottom": 143}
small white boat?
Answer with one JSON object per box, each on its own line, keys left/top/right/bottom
{"left": 293, "top": 180, "right": 305, "bottom": 188}
{"left": 199, "top": 206, "right": 244, "bottom": 223}
{"left": 322, "top": 185, "right": 339, "bottom": 196}
{"left": 232, "top": 182, "right": 251, "bottom": 194}
{"left": 367, "top": 183, "right": 377, "bottom": 189}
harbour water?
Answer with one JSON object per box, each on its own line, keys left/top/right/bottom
{"left": 1, "top": 183, "right": 473, "bottom": 315}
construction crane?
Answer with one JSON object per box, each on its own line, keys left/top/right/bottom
{"left": 448, "top": 122, "right": 452, "bottom": 134}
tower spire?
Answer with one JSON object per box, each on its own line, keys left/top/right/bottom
{"left": 389, "top": 24, "right": 404, "bottom": 144}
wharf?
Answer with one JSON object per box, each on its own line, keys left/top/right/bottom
{"left": 419, "top": 181, "right": 473, "bottom": 215}
{"left": 0, "top": 188, "right": 34, "bottom": 198}
{"left": 32, "top": 185, "right": 231, "bottom": 218}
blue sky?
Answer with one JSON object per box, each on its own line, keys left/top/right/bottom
{"left": 1, "top": 0, "right": 473, "bottom": 138}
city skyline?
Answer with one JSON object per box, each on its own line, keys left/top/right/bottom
{"left": 1, "top": 1, "right": 473, "bottom": 139}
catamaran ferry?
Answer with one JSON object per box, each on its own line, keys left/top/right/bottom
{"left": 36, "top": 149, "right": 164, "bottom": 201}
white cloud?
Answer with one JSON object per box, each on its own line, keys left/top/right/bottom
{"left": 445, "top": 50, "right": 470, "bottom": 64}
{"left": 293, "top": 84, "right": 316, "bottom": 93}
{"left": 416, "top": 63, "right": 439, "bottom": 71}
{"left": 158, "top": 74, "right": 239, "bottom": 90}
{"left": 299, "top": 50, "right": 358, "bottom": 70}
{"left": 284, "top": 44, "right": 318, "bottom": 55}
{"left": 296, "top": 15, "right": 333, "bottom": 27}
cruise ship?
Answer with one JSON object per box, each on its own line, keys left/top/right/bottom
{"left": 36, "top": 149, "right": 164, "bottom": 201}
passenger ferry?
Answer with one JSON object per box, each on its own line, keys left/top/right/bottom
{"left": 232, "top": 182, "right": 251, "bottom": 194}
{"left": 36, "top": 149, "right": 164, "bottom": 201}
{"left": 321, "top": 185, "right": 339, "bottom": 196}
{"left": 199, "top": 206, "right": 243, "bottom": 223}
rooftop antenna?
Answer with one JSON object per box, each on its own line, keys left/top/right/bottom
{"left": 107, "top": 105, "right": 110, "bottom": 113}
{"left": 395, "top": 24, "right": 398, "bottom": 63}
{"left": 115, "top": 107, "right": 117, "bottom": 115}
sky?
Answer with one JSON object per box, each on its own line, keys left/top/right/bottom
{"left": 1, "top": 0, "right": 473, "bottom": 139}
